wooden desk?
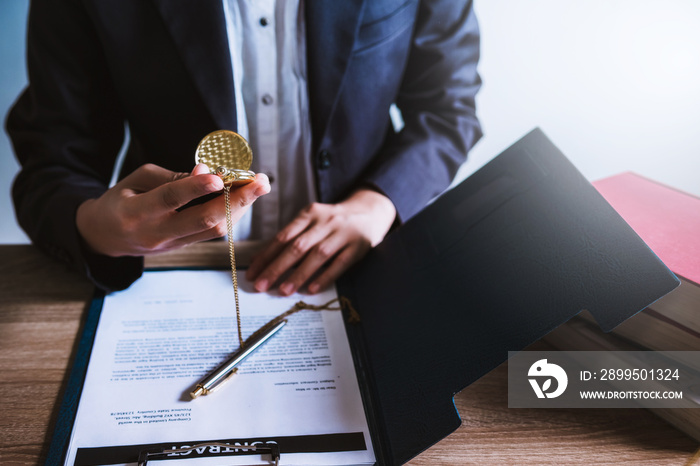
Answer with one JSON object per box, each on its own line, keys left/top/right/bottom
{"left": 1, "top": 244, "right": 698, "bottom": 465}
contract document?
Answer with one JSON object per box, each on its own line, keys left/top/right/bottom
{"left": 64, "top": 270, "right": 375, "bottom": 466}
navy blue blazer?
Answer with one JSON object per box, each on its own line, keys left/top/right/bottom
{"left": 7, "top": 0, "right": 482, "bottom": 290}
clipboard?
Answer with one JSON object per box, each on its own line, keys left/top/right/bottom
{"left": 46, "top": 128, "right": 679, "bottom": 465}
{"left": 47, "top": 273, "right": 373, "bottom": 466}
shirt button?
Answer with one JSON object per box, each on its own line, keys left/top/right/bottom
{"left": 317, "top": 150, "right": 331, "bottom": 169}
{"left": 259, "top": 17, "right": 269, "bottom": 26}
{"left": 261, "top": 94, "right": 274, "bottom": 105}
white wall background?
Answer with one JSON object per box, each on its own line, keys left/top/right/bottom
{"left": 457, "top": 0, "right": 700, "bottom": 194}
{"left": 1, "top": 1, "right": 699, "bottom": 244}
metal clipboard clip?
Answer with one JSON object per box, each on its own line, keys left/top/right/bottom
{"left": 137, "top": 442, "right": 280, "bottom": 466}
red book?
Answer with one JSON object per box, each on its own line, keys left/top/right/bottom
{"left": 593, "top": 172, "right": 700, "bottom": 336}
{"left": 593, "top": 172, "right": 700, "bottom": 286}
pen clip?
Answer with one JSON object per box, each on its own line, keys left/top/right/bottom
{"left": 208, "top": 367, "right": 238, "bottom": 393}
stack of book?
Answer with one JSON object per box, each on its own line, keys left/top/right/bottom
{"left": 544, "top": 172, "right": 700, "bottom": 440}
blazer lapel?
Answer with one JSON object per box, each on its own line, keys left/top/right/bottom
{"left": 152, "top": 0, "right": 237, "bottom": 130}
{"left": 306, "top": 0, "right": 365, "bottom": 150}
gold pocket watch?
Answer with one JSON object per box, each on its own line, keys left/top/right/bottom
{"left": 195, "top": 130, "right": 255, "bottom": 186}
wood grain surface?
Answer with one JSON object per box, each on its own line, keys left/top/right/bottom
{"left": 0, "top": 243, "right": 698, "bottom": 465}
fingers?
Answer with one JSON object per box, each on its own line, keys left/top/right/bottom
{"left": 120, "top": 163, "right": 190, "bottom": 193}
{"left": 277, "top": 231, "right": 351, "bottom": 296}
{"left": 154, "top": 175, "right": 224, "bottom": 212}
{"left": 253, "top": 227, "right": 370, "bottom": 297}
{"left": 155, "top": 174, "right": 270, "bottom": 250}
{"left": 246, "top": 240, "right": 288, "bottom": 284}
{"left": 166, "top": 220, "right": 229, "bottom": 250}
{"left": 248, "top": 202, "right": 374, "bottom": 295}
{"left": 166, "top": 173, "right": 270, "bottom": 239}
{"left": 246, "top": 213, "right": 314, "bottom": 283}
{"left": 250, "top": 220, "right": 332, "bottom": 293}
{"left": 191, "top": 163, "right": 211, "bottom": 176}
{"left": 118, "top": 162, "right": 223, "bottom": 215}
{"left": 247, "top": 203, "right": 331, "bottom": 288}
{"left": 142, "top": 161, "right": 270, "bottom": 215}
{"left": 233, "top": 172, "right": 271, "bottom": 207}
{"left": 247, "top": 199, "right": 377, "bottom": 296}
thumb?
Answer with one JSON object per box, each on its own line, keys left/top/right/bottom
{"left": 252, "top": 173, "right": 271, "bottom": 197}
{"left": 191, "top": 163, "right": 211, "bottom": 176}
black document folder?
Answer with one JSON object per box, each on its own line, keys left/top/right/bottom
{"left": 48, "top": 129, "right": 678, "bottom": 465}
{"left": 337, "top": 128, "right": 679, "bottom": 464}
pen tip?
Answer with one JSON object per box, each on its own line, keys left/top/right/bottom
{"left": 190, "top": 387, "right": 204, "bottom": 399}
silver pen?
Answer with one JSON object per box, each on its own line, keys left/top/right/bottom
{"left": 190, "top": 320, "right": 287, "bottom": 399}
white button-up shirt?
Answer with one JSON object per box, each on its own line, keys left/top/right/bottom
{"left": 223, "top": 0, "right": 315, "bottom": 240}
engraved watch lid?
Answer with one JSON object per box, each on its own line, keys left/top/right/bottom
{"left": 195, "top": 130, "right": 252, "bottom": 171}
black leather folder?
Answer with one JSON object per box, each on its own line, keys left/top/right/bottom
{"left": 338, "top": 128, "right": 679, "bottom": 465}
